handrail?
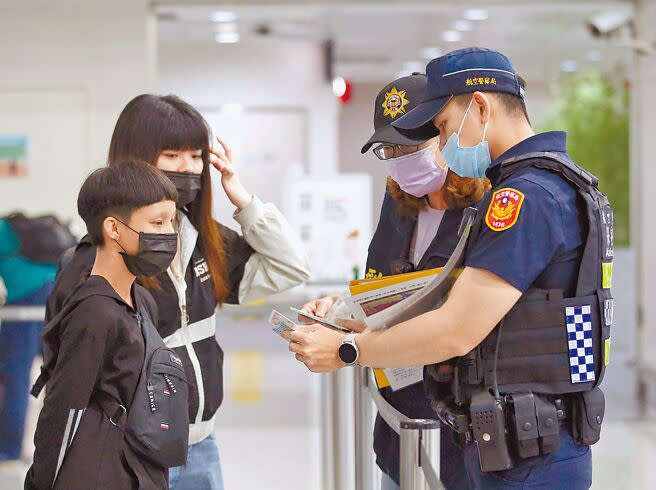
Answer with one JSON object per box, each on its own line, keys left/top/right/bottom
{"left": 0, "top": 305, "right": 46, "bottom": 321}
{"left": 355, "top": 366, "right": 445, "bottom": 490}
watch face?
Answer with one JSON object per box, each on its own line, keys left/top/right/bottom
{"left": 339, "top": 342, "right": 358, "bottom": 364}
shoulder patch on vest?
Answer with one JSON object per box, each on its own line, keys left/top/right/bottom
{"left": 485, "top": 188, "right": 525, "bottom": 232}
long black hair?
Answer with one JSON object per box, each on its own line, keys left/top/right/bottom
{"left": 107, "top": 94, "right": 229, "bottom": 302}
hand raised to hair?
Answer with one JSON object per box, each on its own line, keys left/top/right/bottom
{"left": 209, "top": 136, "right": 253, "bottom": 210}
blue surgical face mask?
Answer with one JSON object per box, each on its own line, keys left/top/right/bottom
{"left": 440, "top": 98, "right": 491, "bottom": 179}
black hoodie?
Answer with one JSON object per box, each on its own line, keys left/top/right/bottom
{"left": 25, "top": 275, "right": 167, "bottom": 490}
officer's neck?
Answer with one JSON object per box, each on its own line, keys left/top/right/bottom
{"left": 488, "top": 118, "right": 535, "bottom": 161}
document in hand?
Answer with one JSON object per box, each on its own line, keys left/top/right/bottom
{"left": 343, "top": 207, "right": 478, "bottom": 391}
{"left": 351, "top": 207, "right": 476, "bottom": 332}
{"left": 346, "top": 268, "right": 445, "bottom": 319}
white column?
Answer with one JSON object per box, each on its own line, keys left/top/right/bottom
{"left": 632, "top": 0, "right": 656, "bottom": 411}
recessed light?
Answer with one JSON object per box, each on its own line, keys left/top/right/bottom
{"left": 561, "top": 60, "right": 578, "bottom": 72}
{"left": 215, "top": 32, "right": 240, "bottom": 44}
{"left": 464, "top": 9, "right": 488, "bottom": 21}
{"left": 212, "top": 11, "right": 237, "bottom": 23}
{"left": 214, "top": 22, "right": 238, "bottom": 34}
{"left": 442, "top": 31, "right": 462, "bottom": 43}
{"left": 454, "top": 20, "right": 473, "bottom": 32}
{"left": 587, "top": 50, "right": 602, "bottom": 62}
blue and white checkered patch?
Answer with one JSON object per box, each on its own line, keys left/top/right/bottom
{"left": 566, "top": 305, "right": 595, "bottom": 384}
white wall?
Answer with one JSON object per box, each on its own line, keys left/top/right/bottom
{"left": 158, "top": 39, "right": 339, "bottom": 178}
{"left": 0, "top": 1, "right": 155, "bottom": 221}
{"left": 632, "top": 0, "right": 656, "bottom": 384}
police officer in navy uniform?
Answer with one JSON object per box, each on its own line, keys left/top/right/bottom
{"left": 285, "top": 47, "right": 611, "bottom": 489}
{"left": 359, "top": 73, "right": 490, "bottom": 490}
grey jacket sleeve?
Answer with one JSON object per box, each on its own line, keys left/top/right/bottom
{"left": 232, "top": 196, "right": 310, "bottom": 304}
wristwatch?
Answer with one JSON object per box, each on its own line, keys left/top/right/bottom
{"left": 338, "top": 333, "right": 360, "bottom": 365}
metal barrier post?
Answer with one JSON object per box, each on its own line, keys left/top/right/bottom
{"left": 320, "top": 373, "right": 337, "bottom": 490}
{"left": 400, "top": 419, "right": 441, "bottom": 490}
{"left": 354, "top": 366, "right": 374, "bottom": 490}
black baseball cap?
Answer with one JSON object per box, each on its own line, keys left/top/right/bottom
{"left": 392, "top": 47, "right": 524, "bottom": 131}
{"left": 360, "top": 73, "right": 439, "bottom": 154}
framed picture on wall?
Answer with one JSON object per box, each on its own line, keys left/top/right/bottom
{"left": 0, "top": 135, "right": 29, "bottom": 177}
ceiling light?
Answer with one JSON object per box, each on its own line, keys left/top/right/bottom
{"left": 420, "top": 47, "right": 442, "bottom": 59}
{"left": 454, "top": 20, "right": 473, "bottom": 32}
{"left": 214, "top": 22, "right": 238, "bottom": 34}
{"left": 587, "top": 49, "right": 602, "bottom": 62}
{"left": 561, "top": 60, "right": 578, "bottom": 73}
{"left": 442, "top": 31, "right": 462, "bottom": 43}
{"left": 215, "top": 32, "right": 240, "bottom": 44}
{"left": 464, "top": 9, "right": 489, "bottom": 21}
{"left": 212, "top": 11, "right": 237, "bottom": 23}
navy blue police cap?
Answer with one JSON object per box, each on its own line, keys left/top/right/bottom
{"left": 392, "top": 47, "right": 524, "bottom": 131}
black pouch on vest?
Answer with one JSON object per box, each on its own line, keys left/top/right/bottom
{"left": 534, "top": 395, "right": 560, "bottom": 455}
{"left": 508, "top": 392, "right": 540, "bottom": 459}
{"left": 571, "top": 387, "right": 605, "bottom": 446}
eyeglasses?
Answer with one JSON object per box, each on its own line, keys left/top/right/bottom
{"left": 372, "top": 143, "right": 420, "bottom": 161}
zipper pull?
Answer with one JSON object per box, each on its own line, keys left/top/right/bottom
{"left": 147, "top": 384, "right": 157, "bottom": 412}
{"left": 180, "top": 305, "right": 189, "bottom": 326}
{"left": 163, "top": 374, "right": 177, "bottom": 394}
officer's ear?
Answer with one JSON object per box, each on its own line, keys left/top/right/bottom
{"left": 472, "top": 91, "right": 491, "bottom": 126}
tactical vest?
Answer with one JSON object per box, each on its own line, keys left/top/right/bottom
{"left": 427, "top": 151, "right": 614, "bottom": 403}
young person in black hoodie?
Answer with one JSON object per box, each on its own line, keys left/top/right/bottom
{"left": 46, "top": 95, "right": 309, "bottom": 489}
{"left": 25, "top": 161, "right": 180, "bottom": 490}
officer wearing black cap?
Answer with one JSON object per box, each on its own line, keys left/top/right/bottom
{"left": 300, "top": 73, "right": 489, "bottom": 489}
{"left": 360, "top": 72, "right": 439, "bottom": 155}
{"left": 361, "top": 72, "right": 484, "bottom": 490}
{"left": 286, "top": 47, "right": 612, "bottom": 489}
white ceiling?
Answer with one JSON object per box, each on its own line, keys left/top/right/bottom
{"left": 156, "top": 1, "right": 634, "bottom": 84}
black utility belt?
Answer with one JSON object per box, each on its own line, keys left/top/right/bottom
{"left": 432, "top": 387, "right": 605, "bottom": 473}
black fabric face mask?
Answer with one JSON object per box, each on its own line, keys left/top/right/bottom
{"left": 163, "top": 171, "right": 202, "bottom": 208}
{"left": 114, "top": 219, "right": 178, "bottom": 277}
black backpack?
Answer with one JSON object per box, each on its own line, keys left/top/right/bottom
{"left": 4, "top": 213, "right": 78, "bottom": 264}
{"left": 32, "top": 285, "right": 190, "bottom": 468}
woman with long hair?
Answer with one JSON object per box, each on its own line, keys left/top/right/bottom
{"left": 47, "top": 94, "right": 310, "bottom": 489}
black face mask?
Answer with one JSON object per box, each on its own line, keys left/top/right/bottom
{"left": 114, "top": 219, "right": 178, "bottom": 277}
{"left": 163, "top": 171, "right": 202, "bottom": 208}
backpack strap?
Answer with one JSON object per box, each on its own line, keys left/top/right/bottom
{"left": 30, "top": 281, "right": 103, "bottom": 398}
{"left": 94, "top": 391, "right": 127, "bottom": 428}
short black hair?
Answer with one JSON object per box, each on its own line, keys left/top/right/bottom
{"left": 454, "top": 75, "right": 530, "bottom": 125}
{"left": 77, "top": 161, "right": 178, "bottom": 245}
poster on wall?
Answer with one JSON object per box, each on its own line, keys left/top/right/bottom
{"left": 283, "top": 174, "right": 372, "bottom": 283}
{"left": 0, "top": 135, "right": 28, "bottom": 177}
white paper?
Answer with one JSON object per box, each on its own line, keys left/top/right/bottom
{"left": 344, "top": 275, "right": 438, "bottom": 322}
{"left": 361, "top": 208, "right": 477, "bottom": 331}
{"left": 385, "top": 367, "right": 424, "bottom": 391}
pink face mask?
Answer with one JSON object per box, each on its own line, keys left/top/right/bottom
{"left": 386, "top": 144, "right": 448, "bottom": 198}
